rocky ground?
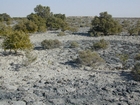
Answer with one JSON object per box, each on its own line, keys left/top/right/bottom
{"left": 0, "top": 29, "right": 140, "bottom": 105}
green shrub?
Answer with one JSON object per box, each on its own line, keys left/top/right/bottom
{"left": 132, "top": 63, "right": 140, "bottom": 80}
{"left": 57, "top": 31, "right": 65, "bottom": 36}
{"left": 93, "top": 39, "right": 109, "bottom": 50}
{"left": 76, "top": 50, "right": 104, "bottom": 67}
{"left": 135, "top": 53, "right": 140, "bottom": 60}
{"left": 41, "top": 39, "right": 61, "bottom": 49}
{"left": 70, "top": 41, "right": 79, "bottom": 48}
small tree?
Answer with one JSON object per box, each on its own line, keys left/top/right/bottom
{"left": 2, "top": 31, "right": 33, "bottom": 53}
{"left": 89, "top": 12, "right": 122, "bottom": 36}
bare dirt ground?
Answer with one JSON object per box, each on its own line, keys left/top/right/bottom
{"left": 0, "top": 30, "right": 140, "bottom": 105}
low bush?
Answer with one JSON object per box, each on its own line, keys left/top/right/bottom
{"left": 132, "top": 63, "right": 140, "bottom": 81}
{"left": 41, "top": 39, "right": 61, "bottom": 49}
{"left": 92, "top": 39, "right": 109, "bottom": 50}
{"left": 57, "top": 31, "right": 65, "bottom": 36}
{"left": 70, "top": 41, "right": 79, "bottom": 48}
{"left": 76, "top": 50, "right": 104, "bottom": 67}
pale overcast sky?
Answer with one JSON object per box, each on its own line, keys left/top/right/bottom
{"left": 0, "top": 0, "right": 139, "bottom": 17}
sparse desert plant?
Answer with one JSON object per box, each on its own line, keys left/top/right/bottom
{"left": 135, "top": 53, "right": 140, "bottom": 60}
{"left": 76, "top": 50, "right": 104, "bottom": 67}
{"left": 138, "top": 29, "right": 140, "bottom": 35}
{"left": 68, "top": 27, "right": 78, "bottom": 34}
{"left": 57, "top": 31, "right": 65, "bottom": 36}
{"left": 92, "top": 39, "right": 109, "bottom": 50}
{"left": 121, "top": 20, "right": 130, "bottom": 31}
{"left": 127, "top": 25, "right": 138, "bottom": 35}
{"left": 23, "top": 50, "right": 37, "bottom": 66}
{"left": 117, "top": 54, "right": 128, "bottom": 69}
{"left": 132, "top": 63, "right": 140, "bottom": 80}
{"left": 69, "top": 41, "right": 79, "bottom": 48}
{"left": 41, "top": 39, "right": 61, "bottom": 49}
